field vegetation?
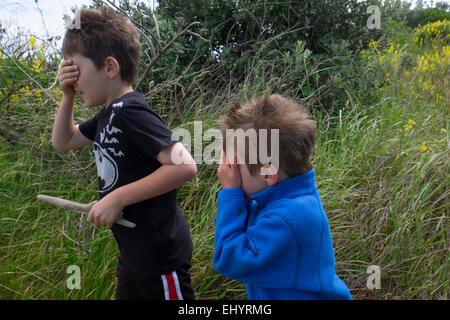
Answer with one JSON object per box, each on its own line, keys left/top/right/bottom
{"left": 0, "top": 0, "right": 448, "bottom": 299}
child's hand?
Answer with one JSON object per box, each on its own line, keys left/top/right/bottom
{"left": 58, "top": 59, "right": 79, "bottom": 98}
{"left": 217, "top": 150, "right": 242, "bottom": 189}
{"left": 87, "top": 193, "right": 124, "bottom": 228}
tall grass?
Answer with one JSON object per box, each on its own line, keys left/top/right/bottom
{"left": 0, "top": 24, "right": 448, "bottom": 299}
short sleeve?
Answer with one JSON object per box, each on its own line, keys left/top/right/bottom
{"left": 118, "top": 107, "right": 178, "bottom": 159}
{"left": 78, "top": 113, "right": 100, "bottom": 141}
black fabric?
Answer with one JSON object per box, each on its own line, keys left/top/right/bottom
{"left": 79, "top": 91, "right": 192, "bottom": 277}
{"left": 115, "top": 260, "right": 195, "bottom": 300}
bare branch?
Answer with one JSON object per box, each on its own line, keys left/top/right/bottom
{"left": 186, "top": 30, "right": 210, "bottom": 43}
{"left": 0, "top": 47, "right": 58, "bottom": 104}
{"left": 150, "top": 0, "right": 161, "bottom": 43}
{"left": 102, "top": 0, "right": 161, "bottom": 52}
{"left": 135, "top": 21, "right": 201, "bottom": 91}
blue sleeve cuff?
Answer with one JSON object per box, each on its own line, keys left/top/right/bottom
{"left": 218, "top": 188, "right": 246, "bottom": 203}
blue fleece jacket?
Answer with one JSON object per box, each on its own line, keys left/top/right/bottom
{"left": 213, "top": 169, "right": 352, "bottom": 300}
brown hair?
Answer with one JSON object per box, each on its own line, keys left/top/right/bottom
{"left": 219, "top": 94, "right": 316, "bottom": 177}
{"left": 62, "top": 7, "right": 141, "bottom": 84}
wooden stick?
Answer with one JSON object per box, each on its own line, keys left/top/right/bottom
{"left": 37, "top": 194, "right": 136, "bottom": 228}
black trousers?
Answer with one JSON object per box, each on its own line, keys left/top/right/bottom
{"left": 115, "top": 260, "right": 195, "bottom": 300}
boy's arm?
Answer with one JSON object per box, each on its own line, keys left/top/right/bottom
{"left": 52, "top": 94, "right": 92, "bottom": 151}
{"left": 52, "top": 59, "right": 92, "bottom": 151}
{"left": 87, "top": 142, "right": 197, "bottom": 227}
{"left": 212, "top": 188, "right": 298, "bottom": 288}
{"left": 213, "top": 153, "right": 297, "bottom": 288}
{"left": 114, "top": 141, "right": 197, "bottom": 205}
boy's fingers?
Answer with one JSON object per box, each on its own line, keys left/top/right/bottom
{"left": 58, "top": 61, "right": 71, "bottom": 74}
{"left": 60, "top": 71, "right": 79, "bottom": 80}
{"left": 65, "top": 71, "right": 80, "bottom": 79}
{"left": 59, "top": 72, "right": 79, "bottom": 87}
{"left": 61, "top": 59, "right": 73, "bottom": 67}
{"left": 59, "top": 65, "right": 77, "bottom": 75}
{"left": 220, "top": 149, "right": 226, "bottom": 165}
{"left": 87, "top": 210, "right": 93, "bottom": 223}
{"left": 217, "top": 162, "right": 225, "bottom": 174}
{"left": 60, "top": 79, "right": 77, "bottom": 87}
{"left": 87, "top": 206, "right": 98, "bottom": 224}
{"left": 60, "top": 66, "right": 79, "bottom": 76}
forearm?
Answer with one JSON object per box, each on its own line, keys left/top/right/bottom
{"left": 213, "top": 188, "right": 296, "bottom": 287}
{"left": 112, "top": 163, "right": 197, "bottom": 208}
{"left": 52, "top": 94, "right": 76, "bottom": 151}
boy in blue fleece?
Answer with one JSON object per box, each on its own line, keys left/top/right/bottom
{"left": 213, "top": 94, "right": 352, "bottom": 300}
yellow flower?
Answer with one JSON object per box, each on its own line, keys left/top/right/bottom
{"left": 369, "top": 40, "right": 377, "bottom": 49}
{"left": 33, "top": 60, "right": 43, "bottom": 72}
{"left": 402, "top": 119, "right": 416, "bottom": 132}
{"left": 420, "top": 143, "right": 428, "bottom": 152}
{"left": 28, "top": 37, "right": 36, "bottom": 49}
{"left": 11, "top": 93, "right": 19, "bottom": 103}
{"left": 441, "top": 128, "right": 447, "bottom": 134}
{"left": 387, "top": 43, "right": 394, "bottom": 53}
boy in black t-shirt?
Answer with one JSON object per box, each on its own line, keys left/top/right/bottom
{"left": 52, "top": 7, "right": 197, "bottom": 300}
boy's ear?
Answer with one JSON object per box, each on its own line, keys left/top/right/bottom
{"left": 261, "top": 164, "right": 278, "bottom": 186}
{"left": 104, "top": 56, "right": 120, "bottom": 79}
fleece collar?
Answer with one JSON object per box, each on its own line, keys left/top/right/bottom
{"left": 249, "top": 169, "right": 317, "bottom": 208}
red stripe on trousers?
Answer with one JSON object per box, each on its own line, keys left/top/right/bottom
{"left": 165, "top": 273, "right": 179, "bottom": 300}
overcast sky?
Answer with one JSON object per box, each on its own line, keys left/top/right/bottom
{"left": 0, "top": 0, "right": 92, "bottom": 42}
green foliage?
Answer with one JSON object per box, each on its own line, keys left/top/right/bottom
{"left": 113, "top": 0, "right": 387, "bottom": 115}
{"left": 407, "top": 8, "right": 450, "bottom": 28}
{"left": 151, "top": 0, "right": 375, "bottom": 83}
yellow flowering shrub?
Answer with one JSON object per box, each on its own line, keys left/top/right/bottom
{"left": 28, "top": 37, "right": 36, "bottom": 49}
{"left": 413, "top": 44, "right": 449, "bottom": 94}
{"left": 0, "top": 34, "right": 54, "bottom": 104}
{"left": 415, "top": 19, "right": 450, "bottom": 48}
{"left": 366, "top": 39, "right": 406, "bottom": 68}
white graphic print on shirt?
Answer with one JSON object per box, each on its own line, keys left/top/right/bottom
{"left": 94, "top": 102, "right": 125, "bottom": 193}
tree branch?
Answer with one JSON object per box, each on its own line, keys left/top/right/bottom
{"left": 0, "top": 47, "right": 58, "bottom": 104}
{"left": 135, "top": 21, "right": 202, "bottom": 91}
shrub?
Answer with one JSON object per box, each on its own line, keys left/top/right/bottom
{"left": 415, "top": 19, "right": 450, "bottom": 48}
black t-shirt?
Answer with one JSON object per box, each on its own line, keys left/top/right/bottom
{"left": 79, "top": 91, "right": 192, "bottom": 277}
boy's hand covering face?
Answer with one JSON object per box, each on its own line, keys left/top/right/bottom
{"left": 58, "top": 59, "right": 79, "bottom": 98}
{"left": 217, "top": 150, "right": 242, "bottom": 189}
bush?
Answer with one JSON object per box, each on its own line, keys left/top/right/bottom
{"left": 414, "top": 19, "right": 450, "bottom": 48}
{"left": 407, "top": 8, "right": 450, "bottom": 28}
